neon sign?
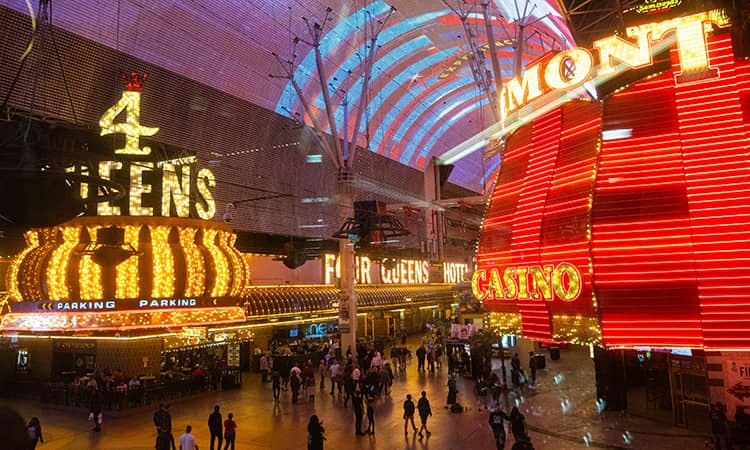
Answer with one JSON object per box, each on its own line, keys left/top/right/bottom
{"left": 70, "top": 73, "right": 217, "bottom": 219}
{"left": 472, "top": 263, "right": 582, "bottom": 302}
{"left": 500, "top": 9, "right": 730, "bottom": 119}
{"left": 323, "top": 254, "right": 430, "bottom": 285}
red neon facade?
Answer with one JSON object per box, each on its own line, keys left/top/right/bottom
{"left": 476, "top": 34, "right": 750, "bottom": 349}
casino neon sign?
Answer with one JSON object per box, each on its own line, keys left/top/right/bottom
{"left": 472, "top": 263, "right": 582, "bottom": 302}
{"left": 499, "top": 9, "right": 730, "bottom": 119}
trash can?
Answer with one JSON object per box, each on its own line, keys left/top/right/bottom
{"left": 549, "top": 347, "right": 561, "bottom": 361}
{"left": 533, "top": 353, "right": 546, "bottom": 369}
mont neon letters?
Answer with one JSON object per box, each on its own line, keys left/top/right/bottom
{"left": 500, "top": 9, "right": 730, "bottom": 118}
{"left": 472, "top": 263, "right": 582, "bottom": 302}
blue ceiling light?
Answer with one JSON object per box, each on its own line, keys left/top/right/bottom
{"left": 403, "top": 99, "right": 481, "bottom": 166}
{"left": 399, "top": 88, "right": 481, "bottom": 164}
{"left": 328, "top": 35, "right": 434, "bottom": 130}
{"left": 274, "top": 0, "right": 392, "bottom": 116}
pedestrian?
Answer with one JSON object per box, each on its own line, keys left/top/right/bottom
{"left": 328, "top": 360, "right": 341, "bottom": 396}
{"left": 307, "top": 415, "right": 326, "bottom": 450}
{"left": 208, "top": 405, "right": 222, "bottom": 450}
{"left": 89, "top": 390, "right": 103, "bottom": 432}
{"left": 178, "top": 425, "right": 198, "bottom": 450}
{"left": 290, "top": 363, "right": 302, "bottom": 404}
{"left": 366, "top": 395, "right": 375, "bottom": 435}
{"left": 319, "top": 358, "right": 327, "bottom": 390}
{"left": 711, "top": 402, "right": 729, "bottom": 450}
{"left": 353, "top": 389, "right": 365, "bottom": 436}
{"left": 528, "top": 352, "right": 537, "bottom": 385}
{"left": 427, "top": 347, "right": 436, "bottom": 372}
{"left": 417, "top": 391, "right": 432, "bottom": 438}
{"left": 735, "top": 405, "right": 750, "bottom": 450}
{"left": 343, "top": 368, "right": 354, "bottom": 408}
{"left": 509, "top": 407, "right": 528, "bottom": 443}
{"left": 156, "top": 427, "right": 172, "bottom": 450}
{"left": 163, "top": 404, "right": 176, "bottom": 450}
{"left": 271, "top": 368, "right": 281, "bottom": 402}
{"left": 447, "top": 375, "right": 458, "bottom": 406}
{"left": 259, "top": 353, "right": 268, "bottom": 383}
{"left": 489, "top": 408, "right": 510, "bottom": 450}
{"left": 416, "top": 345, "right": 426, "bottom": 372}
{"left": 154, "top": 403, "right": 165, "bottom": 434}
{"left": 25, "top": 417, "right": 43, "bottom": 450}
{"left": 223, "top": 413, "right": 237, "bottom": 450}
{"left": 403, "top": 394, "right": 418, "bottom": 435}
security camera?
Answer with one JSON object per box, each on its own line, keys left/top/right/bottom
{"left": 223, "top": 203, "right": 236, "bottom": 223}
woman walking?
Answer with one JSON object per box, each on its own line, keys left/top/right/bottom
{"left": 223, "top": 412, "right": 237, "bottom": 450}
{"left": 26, "top": 417, "right": 43, "bottom": 450}
{"left": 307, "top": 415, "right": 326, "bottom": 450}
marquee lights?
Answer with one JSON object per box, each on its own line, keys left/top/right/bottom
{"left": 500, "top": 9, "right": 730, "bottom": 118}
{"left": 0, "top": 307, "right": 245, "bottom": 332}
{"left": 478, "top": 21, "right": 750, "bottom": 349}
{"left": 5, "top": 217, "right": 248, "bottom": 304}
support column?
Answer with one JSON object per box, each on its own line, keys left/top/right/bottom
{"left": 337, "top": 170, "right": 357, "bottom": 359}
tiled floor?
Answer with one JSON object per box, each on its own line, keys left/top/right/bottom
{"left": 1, "top": 343, "right": 709, "bottom": 449}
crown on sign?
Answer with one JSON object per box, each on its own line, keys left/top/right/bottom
{"left": 120, "top": 71, "right": 149, "bottom": 92}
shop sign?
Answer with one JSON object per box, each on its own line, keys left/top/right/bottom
{"left": 227, "top": 343, "right": 240, "bottom": 368}
{"left": 472, "top": 263, "right": 582, "bottom": 302}
{"left": 180, "top": 327, "right": 207, "bottom": 338}
{"left": 66, "top": 73, "right": 217, "bottom": 219}
{"left": 303, "top": 322, "right": 338, "bottom": 339}
{"left": 52, "top": 341, "right": 96, "bottom": 353}
{"left": 723, "top": 358, "right": 750, "bottom": 420}
{"left": 10, "top": 297, "right": 233, "bottom": 313}
{"left": 500, "top": 9, "right": 730, "bottom": 119}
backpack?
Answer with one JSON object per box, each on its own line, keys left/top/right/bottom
{"left": 450, "top": 403, "right": 464, "bottom": 413}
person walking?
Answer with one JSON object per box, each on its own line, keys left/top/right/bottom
{"left": 489, "top": 408, "right": 510, "bottom": 450}
{"left": 318, "top": 359, "right": 327, "bottom": 390}
{"left": 178, "top": 425, "right": 198, "bottom": 450}
{"left": 307, "top": 415, "right": 325, "bottom": 450}
{"left": 156, "top": 427, "right": 172, "bottom": 450}
{"left": 25, "top": 417, "right": 43, "bottom": 450}
{"left": 366, "top": 395, "right": 375, "bottom": 435}
{"left": 259, "top": 353, "right": 268, "bottom": 383}
{"left": 271, "top": 368, "right": 281, "bottom": 402}
{"left": 528, "top": 352, "right": 537, "bottom": 386}
{"left": 154, "top": 404, "right": 166, "bottom": 434}
{"left": 353, "top": 389, "right": 365, "bottom": 436}
{"left": 403, "top": 394, "right": 418, "bottom": 435}
{"left": 163, "top": 404, "right": 176, "bottom": 450}
{"left": 735, "top": 405, "right": 750, "bottom": 450}
{"left": 417, "top": 391, "right": 432, "bottom": 438}
{"left": 208, "top": 405, "right": 223, "bottom": 450}
{"left": 223, "top": 413, "right": 237, "bottom": 450}
{"left": 89, "top": 390, "right": 103, "bottom": 433}
{"left": 447, "top": 375, "right": 458, "bottom": 406}
{"left": 329, "top": 360, "right": 341, "bottom": 396}
{"left": 290, "top": 363, "right": 302, "bottom": 404}
{"left": 509, "top": 407, "right": 528, "bottom": 443}
{"left": 711, "top": 402, "right": 729, "bottom": 450}
{"left": 416, "top": 346, "right": 426, "bottom": 372}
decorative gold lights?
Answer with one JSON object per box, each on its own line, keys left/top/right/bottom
{"left": 5, "top": 216, "right": 248, "bottom": 303}
{"left": 552, "top": 315, "right": 602, "bottom": 346}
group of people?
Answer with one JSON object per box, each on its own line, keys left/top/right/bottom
{"left": 150, "top": 404, "right": 237, "bottom": 450}
{"left": 489, "top": 406, "right": 534, "bottom": 450}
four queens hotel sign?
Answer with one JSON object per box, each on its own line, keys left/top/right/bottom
{"left": 499, "top": 9, "right": 730, "bottom": 120}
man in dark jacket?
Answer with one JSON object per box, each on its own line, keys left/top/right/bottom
{"left": 208, "top": 404, "right": 223, "bottom": 450}
{"left": 417, "top": 391, "right": 432, "bottom": 438}
{"left": 353, "top": 389, "right": 365, "bottom": 436}
{"left": 416, "top": 346, "right": 427, "bottom": 372}
{"left": 489, "top": 408, "right": 510, "bottom": 449}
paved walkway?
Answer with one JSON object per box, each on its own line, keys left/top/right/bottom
{"left": 1, "top": 343, "right": 709, "bottom": 450}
